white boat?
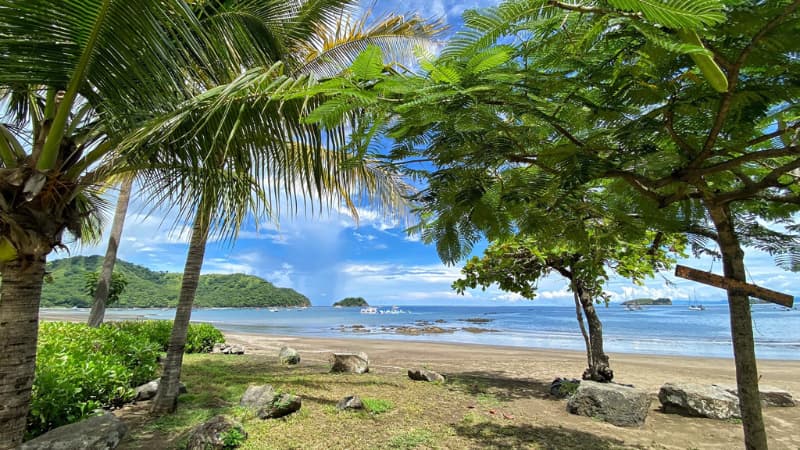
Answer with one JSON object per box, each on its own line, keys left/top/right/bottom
{"left": 360, "top": 307, "right": 378, "bottom": 314}
{"left": 379, "top": 306, "right": 404, "bottom": 314}
{"left": 688, "top": 305, "right": 705, "bottom": 311}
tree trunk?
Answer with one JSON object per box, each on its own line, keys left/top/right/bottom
{"left": 575, "top": 281, "right": 613, "bottom": 382}
{"left": 707, "top": 202, "right": 767, "bottom": 450}
{"left": 0, "top": 256, "right": 46, "bottom": 449}
{"left": 570, "top": 279, "right": 592, "bottom": 370}
{"left": 150, "top": 207, "right": 210, "bottom": 415}
{"left": 88, "top": 176, "right": 134, "bottom": 327}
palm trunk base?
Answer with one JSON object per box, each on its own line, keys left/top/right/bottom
{"left": 0, "top": 257, "right": 46, "bottom": 449}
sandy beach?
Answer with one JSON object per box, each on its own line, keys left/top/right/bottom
{"left": 39, "top": 309, "right": 800, "bottom": 449}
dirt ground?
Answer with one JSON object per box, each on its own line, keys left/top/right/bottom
{"left": 218, "top": 332, "right": 800, "bottom": 450}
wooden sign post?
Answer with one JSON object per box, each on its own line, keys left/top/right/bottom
{"left": 675, "top": 265, "right": 794, "bottom": 308}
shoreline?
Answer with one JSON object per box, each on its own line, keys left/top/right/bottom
{"left": 38, "top": 308, "right": 800, "bottom": 363}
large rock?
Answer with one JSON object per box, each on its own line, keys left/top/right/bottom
{"left": 240, "top": 385, "right": 301, "bottom": 419}
{"left": 713, "top": 384, "right": 796, "bottom": 408}
{"left": 259, "top": 394, "right": 302, "bottom": 419}
{"left": 134, "top": 378, "right": 187, "bottom": 401}
{"left": 186, "top": 415, "right": 247, "bottom": 450}
{"left": 408, "top": 368, "right": 445, "bottom": 383}
{"left": 550, "top": 378, "right": 581, "bottom": 398}
{"left": 279, "top": 346, "right": 300, "bottom": 365}
{"left": 336, "top": 395, "right": 364, "bottom": 411}
{"left": 21, "top": 412, "right": 127, "bottom": 450}
{"left": 566, "top": 381, "right": 651, "bottom": 427}
{"left": 330, "top": 352, "right": 369, "bottom": 374}
{"left": 658, "top": 383, "right": 740, "bottom": 420}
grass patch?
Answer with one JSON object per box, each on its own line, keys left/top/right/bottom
{"left": 387, "top": 429, "right": 436, "bottom": 449}
{"left": 362, "top": 397, "right": 394, "bottom": 414}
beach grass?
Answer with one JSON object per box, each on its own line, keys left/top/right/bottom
{"left": 118, "top": 353, "right": 637, "bottom": 450}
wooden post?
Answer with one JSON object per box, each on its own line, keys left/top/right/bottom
{"left": 675, "top": 265, "right": 794, "bottom": 308}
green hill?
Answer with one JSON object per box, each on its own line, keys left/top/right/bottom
{"left": 40, "top": 255, "right": 311, "bottom": 308}
{"left": 333, "top": 297, "right": 369, "bottom": 307}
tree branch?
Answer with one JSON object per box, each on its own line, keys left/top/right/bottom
{"left": 716, "top": 158, "right": 800, "bottom": 204}
{"left": 693, "top": 146, "right": 798, "bottom": 178}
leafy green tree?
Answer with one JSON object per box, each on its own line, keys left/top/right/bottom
{"left": 84, "top": 271, "right": 127, "bottom": 307}
{"left": 305, "top": 1, "right": 800, "bottom": 447}
{"left": 455, "top": 231, "right": 683, "bottom": 382}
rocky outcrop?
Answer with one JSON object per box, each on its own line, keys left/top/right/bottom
{"left": 407, "top": 369, "right": 445, "bottom": 383}
{"left": 658, "top": 383, "right": 740, "bottom": 420}
{"left": 330, "top": 352, "right": 369, "bottom": 374}
{"left": 240, "top": 385, "right": 301, "bottom": 419}
{"left": 279, "top": 346, "right": 300, "bottom": 365}
{"left": 566, "top": 381, "right": 651, "bottom": 427}
{"left": 185, "top": 415, "right": 246, "bottom": 450}
{"left": 550, "top": 378, "right": 581, "bottom": 398}
{"left": 21, "top": 412, "right": 127, "bottom": 450}
{"left": 212, "top": 343, "right": 245, "bottom": 355}
{"left": 713, "top": 384, "right": 796, "bottom": 408}
{"left": 336, "top": 395, "right": 364, "bottom": 411}
{"left": 134, "top": 378, "right": 187, "bottom": 401}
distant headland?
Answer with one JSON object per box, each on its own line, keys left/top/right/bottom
{"left": 332, "top": 297, "right": 369, "bottom": 307}
{"left": 621, "top": 297, "right": 672, "bottom": 306}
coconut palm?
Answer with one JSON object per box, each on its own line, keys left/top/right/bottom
{"left": 135, "top": 1, "right": 442, "bottom": 415}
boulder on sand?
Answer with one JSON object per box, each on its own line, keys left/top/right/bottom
{"left": 21, "top": 412, "right": 127, "bottom": 450}
{"left": 336, "top": 395, "right": 364, "bottom": 411}
{"left": 407, "top": 368, "right": 445, "bottom": 383}
{"left": 279, "top": 346, "right": 300, "bottom": 365}
{"left": 566, "top": 381, "right": 651, "bottom": 427}
{"left": 186, "top": 415, "right": 246, "bottom": 450}
{"left": 240, "top": 385, "right": 301, "bottom": 419}
{"left": 134, "top": 378, "right": 187, "bottom": 401}
{"left": 658, "top": 383, "right": 740, "bottom": 420}
{"left": 712, "top": 384, "right": 796, "bottom": 408}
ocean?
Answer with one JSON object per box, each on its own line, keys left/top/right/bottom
{"left": 89, "top": 301, "right": 800, "bottom": 361}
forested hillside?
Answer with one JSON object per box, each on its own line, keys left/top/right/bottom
{"left": 41, "top": 256, "right": 311, "bottom": 308}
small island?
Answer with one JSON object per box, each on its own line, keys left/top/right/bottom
{"left": 621, "top": 297, "right": 672, "bottom": 306}
{"left": 333, "top": 297, "right": 369, "bottom": 307}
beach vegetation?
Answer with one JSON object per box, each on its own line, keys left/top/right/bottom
{"left": 387, "top": 429, "right": 436, "bottom": 449}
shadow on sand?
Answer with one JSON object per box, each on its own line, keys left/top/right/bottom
{"left": 452, "top": 421, "right": 640, "bottom": 450}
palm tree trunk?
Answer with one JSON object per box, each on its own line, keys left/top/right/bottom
{"left": 574, "top": 281, "right": 612, "bottom": 382}
{"left": 88, "top": 176, "right": 134, "bottom": 327}
{"left": 0, "top": 256, "right": 46, "bottom": 449}
{"left": 151, "top": 207, "right": 210, "bottom": 415}
{"left": 707, "top": 202, "right": 767, "bottom": 450}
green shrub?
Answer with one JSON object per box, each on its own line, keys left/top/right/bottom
{"left": 185, "top": 322, "right": 225, "bottom": 353}
{"left": 29, "top": 322, "right": 161, "bottom": 438}
{"left": 109, "top": 320, "right": 224, "bottom": 353}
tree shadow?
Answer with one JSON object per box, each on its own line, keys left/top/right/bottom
{"left": 447, "top": 371, "right": 559, "bottom": 402}
{"left": 452, "top": 421, "right": 640, "bottom": 450}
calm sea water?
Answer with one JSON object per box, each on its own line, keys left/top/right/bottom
{"left": 94, "top": 302, "right": 800, "bottom": 360}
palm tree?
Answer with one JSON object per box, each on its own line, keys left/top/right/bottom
{"left": 0, "top": 1, "right": 228, "bottom": 446}
{"left": 140, "top": 1, "right": 442, "bottom": 415}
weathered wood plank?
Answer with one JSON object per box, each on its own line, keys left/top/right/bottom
{"left": 675, "top": 265, "right": 794, "bottom": 308}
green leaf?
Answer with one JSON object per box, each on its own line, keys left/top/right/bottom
{"left": 350, "top": 45, "right": 384, "bottom": 80}
{"left": 607, "top": 0, "right": 726, "bottom": 29}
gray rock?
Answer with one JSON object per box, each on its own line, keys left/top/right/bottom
{"left": 185, "top": 415, "right": 247, "bottom": 450}
{"left": 240, "top": 385, "right": 276, "bottom": 409}
{"left": 134, "top": 378, "right": 187, "bottom": 401}
{"left": 336, "top": 395, "right": 364, "bottom": 410}
{"left": 407, "top": 369, "right": 445, "bottom": 383}
{"left": 550, "top": 378, "right": 581, "bottom": 398}
{"left": 279, "top": 346, "right": 300, "bottom": 365}
{"left": 330, "top": 352, "right": 369, "bottom": 374}
{"left": 659, "top": 383, "right": 740, "bottom": 420}
{"left": 258, "top": 393, "right": 302, "bottom": 419}
{"left": 566, "top": 381, "right": 651, "bottom": 427}
{"left": 21, "top": 412, "right": 127, "bottom": 450}
{"left": 239, "top": 385, "right": 301, "bottom": 419}
{"left": 713, "top": 384, "right": 796, "bottom": 408}
{"left": 212, "top": 343, "right": 245, "bottom": 355}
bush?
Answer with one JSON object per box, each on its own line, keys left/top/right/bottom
{"left": 362, "top": 398, "right": 394, "bottom": 414}
{"left": 30, "top": 322, "right": 161, "bottom": 438}
{"left": 109, "top": 320, "right": 225, "bottom": 353}
{"left": 185, "top": 322, "right": 225, "bottom": 353}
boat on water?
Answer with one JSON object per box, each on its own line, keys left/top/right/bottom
{"left": 379, "top": 306, "right": 404, "bottom": 314}
{"left": 268, "top": 308, "right": 279, "bottom": 312}
{"left": 688, "top": 305, "right": 706, "bottom": 311}
{"left": 624, "top": 304, "right": 642, "bottom": 311}
{"left": 360, "top": 307, "right": 378, "bottom": 314}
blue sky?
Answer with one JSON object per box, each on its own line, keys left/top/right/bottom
{"left": 55, "top": 0, "right": 799, "bottom": 306}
